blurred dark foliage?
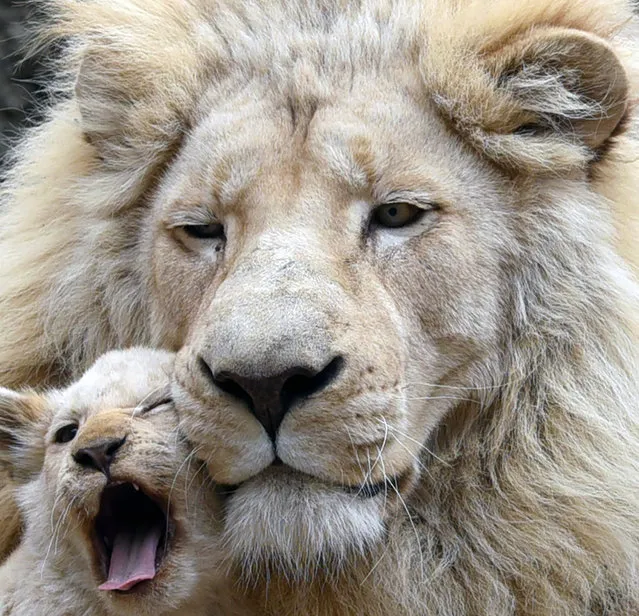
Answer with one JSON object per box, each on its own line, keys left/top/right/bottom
{"left": 0, "top": 0, "right": 46, "bottom": 165}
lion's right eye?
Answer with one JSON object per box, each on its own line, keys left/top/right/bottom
{"left": 138, "top": 397, "right": 172, "bottom": 416}
{"left": 373, "top": 202, "right": 425, "bottom": 228}
{"left": 182, "top": 223, "right": 225, "bottom": 240}
{"left": 54, "top": 423, "right": 78, "bottom": 444}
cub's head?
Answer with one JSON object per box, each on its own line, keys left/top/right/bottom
{"left": 0, "top": 349, "right": 222, "bottom": 615}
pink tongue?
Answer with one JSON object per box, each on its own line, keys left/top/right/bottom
{"left": 98, "top": 525, "right": 162, "bottom": 592}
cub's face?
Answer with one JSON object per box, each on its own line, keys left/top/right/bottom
{"left": 0, "top": 349, "right": 222, "bottom": 616}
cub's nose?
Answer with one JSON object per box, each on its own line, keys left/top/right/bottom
{"left": 201, "top": 357, "right": 343, "bottom": 440}
{"left": 73, "top": 436, "right": 126, "bottom": 478}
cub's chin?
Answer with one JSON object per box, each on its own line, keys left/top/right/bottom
{"left": 220, "top": 466, "right": 387, "bottom": 580}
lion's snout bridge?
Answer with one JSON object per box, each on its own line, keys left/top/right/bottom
{"left": 194, "top": 256, "right": 349, "bottom": 442}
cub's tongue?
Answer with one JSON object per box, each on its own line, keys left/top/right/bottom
{"left": 99, "top": 523, "right": 162, "bottom": 592}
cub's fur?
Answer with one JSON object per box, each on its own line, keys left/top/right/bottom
{"left": 0, "top": 1, "right": 638, "bottom": 615}
{"left": 0, "top": 349, "right": 234, "bottom": 616}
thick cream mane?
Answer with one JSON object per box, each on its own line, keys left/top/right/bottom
{"left": 0, "top": 0, "right": 637, "bottom": 614}
{"left": 0, "top": 0, "right": 636, "bottom": 386}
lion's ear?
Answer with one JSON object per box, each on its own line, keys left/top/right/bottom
{"left": 75, "top": 50, "right": 133, "bottom": 162}
{"left": 0, "top": 388, "right": 50, "bottom": 482}
{"left": 74, "top": 47, "right": 189, "bottom": 173}
{"left": 430, "top": 27, "right": 629, "bottom": 173}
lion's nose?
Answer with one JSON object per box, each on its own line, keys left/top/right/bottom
{"left": 200, "top": 357, "right": 343, "bottom": 440}
{"left": 73, "top": 436, "right": 126, "bottom": 478}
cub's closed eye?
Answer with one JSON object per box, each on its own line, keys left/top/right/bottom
{"left": 138, "top": 397, "right": 173, "bottom": 416}
{"left": 54, "top": 423, "right": 78, "bottom": 444}
{"left": 182, "top": 223, "right": 224, "bottom": 240}
{"left": 373, "top": 202, "right": 427, "bottom": 229}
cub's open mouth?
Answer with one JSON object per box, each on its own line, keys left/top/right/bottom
{"left": 93, "top": 482, "right": 174, "bottom": 593}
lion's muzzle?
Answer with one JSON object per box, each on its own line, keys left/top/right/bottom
{"left": 173, "top": 221, "right": 417, "bottom": 570}
{"left": 200, "top": 353, "right": 344, "bottom": 441}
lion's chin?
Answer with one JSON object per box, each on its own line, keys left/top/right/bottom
{"left": 221, "top": 466, "right": 386, "bottom": 579}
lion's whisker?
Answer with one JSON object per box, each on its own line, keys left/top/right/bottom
{"left": 345, "top": 425, "right": 372, "bottom": 499}
{"left": 386, "top": 474, "right": 425, "bottom": 584}
{"left": 168, "top": 446, "right": 201, "bottom": 528}
{"left": 49, "top": 490, "right": 66, "bottom": 533}
{"left": 382, "top": 422, "right": 451, "bottom": 468}
{"left": 400, "top": 381, "right": 506, "bottom": 392}
{"left": 393, "top": 394, "right": 479, "bottom": 404}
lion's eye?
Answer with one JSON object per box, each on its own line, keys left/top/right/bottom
{"left": 182, "top": 223, "right": 224, "bottom": 240}
{"left": 373, "top": 203, "right": 423, "bottom": 228}
{"left": 54, "top": 423, "right": 78, "bottom": 444}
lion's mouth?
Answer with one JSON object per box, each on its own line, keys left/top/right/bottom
{"left": 218, "top": 463, "right": 397, "bottom": 501}
{"left": 93, "top": 482, "right": 174, "bottom": 593}
{"left": 341, "top": 479, "right": 388, "bottom": 498}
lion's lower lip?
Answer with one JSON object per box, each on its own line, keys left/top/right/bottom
{"left": 216, "top": 463, "right": 395, "bottom": 499}
{"left": 340, "top": 479, "right": 388, "bottom": 498}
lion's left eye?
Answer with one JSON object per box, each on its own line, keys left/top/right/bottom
{"left": 54, "top": 423, "right": 78, "bottom": 444}
{"left": 373, "top": 203, "right": 423, "bottom": 228}
{"left": 182, "top": 223, "right": 224, "bottom": 240}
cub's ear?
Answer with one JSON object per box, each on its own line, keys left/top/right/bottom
{"left": 0, "top": 388, "right": 50, "bottom": 482}
{"left": 429, "top": 27, "right": 630, "bottom": 173}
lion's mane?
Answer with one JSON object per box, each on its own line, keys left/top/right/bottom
{"left": 0, "top": 0, "right": 638, "bottom": 614}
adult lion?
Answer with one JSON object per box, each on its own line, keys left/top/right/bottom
{"left": 1, "top": 0, "right": 638, "bottom": 614}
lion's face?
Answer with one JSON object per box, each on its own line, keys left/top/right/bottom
{"left": 0, "top": 349, "right": 222, "bottom": 614}
{"left": 53, "top": 0, "right": 623, "bottom": 580}
{"left": 159, "top": 76, "right": 508, "bottom": 572}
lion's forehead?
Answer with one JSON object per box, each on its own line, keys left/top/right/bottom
{"left": 160, "top": 81, "right": 491, "bottom": 230}
{"left": 192, "top": 0, "right": 424, "bottom": 89}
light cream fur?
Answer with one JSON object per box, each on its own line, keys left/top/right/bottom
{"left": 0, "top": 349, "right": 238, "bottom": 616}
{"left": 0, "top": 1, "right": 637, "bottom": 615}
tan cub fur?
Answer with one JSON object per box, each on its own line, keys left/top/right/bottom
{"left": 0, "top": 349, "right": 234, "bottom": 616}
{"left": 0, "top": 1, "right": 637, "bottom": 615}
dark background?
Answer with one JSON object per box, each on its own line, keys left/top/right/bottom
{"left": 0, "top": 0, "right": 43, "bottom": 164}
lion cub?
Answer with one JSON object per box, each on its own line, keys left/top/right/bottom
{"left": 0, "top": 349, "right": 232, "bottom": 616}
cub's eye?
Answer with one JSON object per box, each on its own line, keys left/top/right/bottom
{"left": 54, "top": 423, "right": 78, "bottom": 444}
{"left": 373, "top": 203, "right": 424, "bottom": 228}
{"left": 138, "top": 397, "right": 172, "bottom": 416}
{"left": 182, "top": 223, "right": 224, "bottom": 240}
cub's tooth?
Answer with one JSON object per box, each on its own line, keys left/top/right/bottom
{"left": 133, "top": 483, "right": 140, "bottom": 491}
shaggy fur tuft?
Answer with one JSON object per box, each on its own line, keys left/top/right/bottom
{"left": 0, "top": 1, "right": 637, "bottom": 614}
{"left": 221, "top": 468, "right": 386, "bottom": 582}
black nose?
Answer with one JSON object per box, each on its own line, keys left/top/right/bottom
{"left": 201, "top": 357, "right": 343, "bottom": 440}
{"left": 73, "top": 436, "right": 126, "bottom": 478}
